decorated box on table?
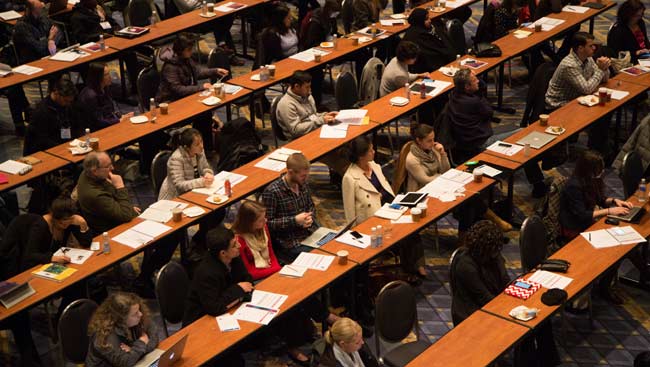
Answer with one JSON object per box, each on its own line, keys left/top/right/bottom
{"left": 504, "top": 278, "right": 542, "bottom": 300}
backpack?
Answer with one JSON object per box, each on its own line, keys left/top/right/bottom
{"left": 216, "top": 117, "right": 265, "bottom": 172}
{"left": 534, "top": 175, "right": 567, "bottom": 256}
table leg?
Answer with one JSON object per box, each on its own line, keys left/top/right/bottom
{"left": 495, "top": 63, "right": 516, "bottom": 114}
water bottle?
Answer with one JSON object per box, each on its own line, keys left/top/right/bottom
{"left": 420, "top": 82, "right": 426, "bottom": 99}
{"left": 376, "top": 225, "right": 383, "bottom": 247}
{"left": 404, "top": 0, "right": 410, "bottom": 14}
{"left": 370, "top": 227, "right": 377, "bottom": 248}
{"left": 149, "top": 98, "right": 157, "bottom": 121}
{"left": 150, "top": 10, "right": 157, "bottom": 25}
{"left": 371, "top": 23, "right": 377, "bottom": 38}
{"left": 202, "top": 1, "right": 207, "bottom": 15}
{"left": 99, "top": 34, "right": 105, "bottom": 51}
{"left": 639, "top": 178, "right": 647, "bottom": 203}
{"left": 102, "top": 232, "right": 111, "bottom": 254}
{"left": 84, "top": 128, "right": 91, "bottom": 147}
{"left": 332, "top": 34, "right": 338, "bottom": 50}
{"left": 404, "top": 83, "right": 411, "bottom": 100}
{"left": 456, "top": 54, "right": 461, "bottom": 68}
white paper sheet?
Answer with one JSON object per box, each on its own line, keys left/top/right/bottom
{"left": 320, "top": 124, "right": 348, "bottom": 138}
{"left": 214, "top": 1, "right": 246, "bottom": 12}
{"left": 268, "top": 147, "right": 301, "bottom": 162}
{"left": 0, "top": 160, "right": 31, "bottom": 175}
{"left": 183, "top": 206, "right": 205, "bottom": 217}
{"left": 255, "top": 157, "right": 286, "bottom": 171}
{"left": 0, "top": 10, "right": 21, "bottom": 20}
{"left": 527, "top": 17, "right": 565, "bottom": 31}
{"left": 424, "top": 80, "right": 452, "bottom": 97}
{"left": 130, "top": 220, "right": 172, "bottom": 238}
{"left": 13, "top": 65, "right": 42, "bottom": 75}
{"left": 150, "top": 200, "right": 188, "bottom": 212}
{"left": 223, "top": 84, "right": 243, "bottom": 94}
{"left": 374, "top": 203, "right": 408, "bottom": 220}
{"left": 486, "top": 141, "right": 524, "bottom": 156}
{"left": 639, "top": 60, "right": 650, "bottom": 68}
{"left": 580, "top": 226, "right": 645, "bottom": 248}
{"left": 191, "top": 171, "right": 247, "bottom": 195}
{"left": 251, "top": 290, "right": 288, "bottom": 310}
{"left": 233, "top": 303, "right": 278, "bottom": 325}
{"left": 216, "top": 313, "right": 240, "bottom": 332}
{"left": 138, "top": 208, "right": 172, "bottom": 223}
{"left": 600, "top": 89, "right": 630, "bottom": 101}
{"left": 50, "top": 50, "right": 88, "bottom": 62}
{"left": 53, "top": 248, "right": 94, "bottom": 264}
{"left": 335, "top": 231, "right": 371, "bottom": 248}
{"left": 335, "top": 109, "right": 367, "bottom": 125}
{"left": 278, "top": 264, "right": 308, "bottom": 277}
{"left": 289, "top": 48, "right": 330, "bottom": 62}
{"left": 476, "top": 164, "right": 502, "bottom": 178}
{"left": 391, "top": 215, "right": 414, "bottom": 224}
{"left": 440, "top": 169, "right": 473, "bottom": 184}
{"left": 292, "top": 252, "right": 335, "bottom": 271}
{"left": 562, "top": 5, "right": 589, "bottom": 13}
{"left": 513, "top": 29, "right": 532, "bottom": 39}
{"left": 112, "top": 229, "right": 153, "bottom": 248}
{"left": 527, "top": 270, "right": 573, "bottom": 289}
{"left": 444, "top": 0, "right": 472, "bottom": 8}
{"left": 606, "top": 226, "right": 646, "bottom": 245}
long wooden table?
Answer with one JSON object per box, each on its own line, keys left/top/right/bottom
{"left": 0, "top": 151, "right": 69, "bottom": 192}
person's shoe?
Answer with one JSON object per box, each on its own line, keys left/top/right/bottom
{"left": 287, "top": 349, "right": 309, "bottom": 367}
{"left": 230, "top": 55, "right": 245, "bottom": 66}
{"left": 484, "top": 208, "right": 513, "bottom": 232}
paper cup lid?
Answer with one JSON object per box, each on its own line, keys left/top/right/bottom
{"left": 337, "top": 250, "right": 348, "bottom": 256}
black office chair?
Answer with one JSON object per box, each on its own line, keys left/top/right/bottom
{"left": 520, "top": 61, "right": 556, "bottom": 127}
{"left": 446, "top": 19, "right": 467, "bottom": 56}
{"left": 136, "top": 65, "right": 161, "bottom": 113}
{"left": 621, "top": 151, "right": 643, "bottom": 198}
{"left": 335, "top": 71, "right": 359, "bottom": 110}
{"left": 58, "top": 299, "right": 98, "bottom": 364}
{"left": 151, "top": 150, "right": 172, "bottom": 197}
{"left": 519, "top": 215, "right": 548, "bottom": 272}
{"left": 341, "top": 0, "right": 354, "bottom": 34}
{"left": 375, "top": 281, "right": 430, "bottom": 367}
{"left": 155, "top": 261, "right": 190, "bottom": 336}
{"left": 270, "top": 95, "right": 288, "bottom": 147}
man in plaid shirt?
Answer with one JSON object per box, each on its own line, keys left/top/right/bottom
{"left": 545, "top": 31, "right": 611, "bottom": 154}
{"left": 261, "top": 153, "right": 318, "bottom": 262}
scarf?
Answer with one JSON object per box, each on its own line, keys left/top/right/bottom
{"left": 333, "top": 343, "right": 365, "bottom": 367}
{"left": 239, "top": 230, "right": 271, "bottom": 269}
{"left": 410, "top": 143, "right": 440, "bottom": 177}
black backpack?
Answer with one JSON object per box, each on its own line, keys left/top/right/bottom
{"left": 216, "top": 117, "right": 265, "bottom": 172}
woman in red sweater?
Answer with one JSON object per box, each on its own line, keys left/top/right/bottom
{"left": 232, "top": 200, "right": 282, "bottom": 281}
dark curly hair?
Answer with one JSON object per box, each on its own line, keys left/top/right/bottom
{"left": 463, "top": 220, "right": 504, "bottom": 262}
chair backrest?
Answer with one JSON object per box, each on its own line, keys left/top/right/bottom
{"left": 473, "top": 3, "right": 497, "bottom": 43}
{"left": 519, "top": 214, "right": 548, "bottom": 271}
{"left": 375, "top": 280, "right": 417, "bottom": 347}
{"left": 335, "top": 71, "right": 359, "bottom": 110}
{"left": 151, "top": 150, "right": 172, "bottom": 197}
{"left": 207, "top": 48, "right": 232, "bottom": 83}
{"left": 446, "top": 19, "right": 466, "bottom": 56}
{"left": 392, "top": 141, "right": 413, "bottom": 194}
{"left": 270, "top": 95, "right": 288, "bottom": 142}
{"left": 448, "top": 247, "right": 463, "bottom": 296}
{"left": 622, "top": 151, "right": 643, "bottom": 198}
{"left": 155, "top": 261, "right": 190, "bottom": 324}
{"left": 341, "top": 0, "right": 354, "bottom": 34}
{"left": 137, "top": 65, "right": 160, "bottom": 112}
{"left": 358, "top": 57, "right": 385, "bottom": 106}
{"left": 521, "top": 61, "right": 556, "bottom": 127}
{"left": 58, "top": 299, "right": 98, "bottom": 363}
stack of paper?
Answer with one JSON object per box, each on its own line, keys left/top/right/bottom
{"left": 527, "top": 270, "right": 573, "bottom": 289}
{"left": 183, "top": 206, "right": 206, "bottom": 217}
{"left": 215, "top": 1, "right": 246, "bottom": 12}
{"left": 293, "top": 252, "right": 335, "bottom": 271}
{"left": 50, "top": 49, "right": 89, "bottom": 62}
{"left": 335, "top": 230, "right": 371, "bottom": 248}
{"left": 191, "top": 171, "right": 247, "bottom": 195}
{"left": 216, "top": 314, "right": 240, "bottom": 332}
{"left": 53, "top": 247, "right": 94, "bottom": 264}
{"left": 278, "top": 264, "right": 308, "bottom": 278}
{"left": 528, "top": 17, "right": 565, "bottom": 31}
{"left": 320, "top": 124, "right": 348, "bottom": 138}
{"left": 418, "top": 169, "right": 472, "bottom": 201}
{"left": 233, "top": 290, "right": 288, "bottom": 325}
{"left": 486, "top": 141, "right": 524, "bottom": 156}
{"left": 374, "top": 203, "right": 408, "bottom": 220}
{"left": 112, "top": 220, "right": 172, "bottom": 248}
{"left": 581, "top": 226, "right": 646, "bottom": 249}
{"left": 255, "top": 148, "right": 302, "bottom": 172}
{"left": 562, "top": 5, "right": 589, "bottom": 13}
{"left": 0, "top": 10, "right": 21, "bottom": 20}
{"left": 13, "top": 65, "right": 42, "bottom": 75}
{"left": 335, "top": 109, "right": 367, "bottom": 125}
{"left": 289, "top": 48, "right": 330, "bottom": 62}
{"left": 0, "top": 160, "right": 31, "bottom": 175}
{"left": 139, "top": 200, "right": 189, "bottom": 223}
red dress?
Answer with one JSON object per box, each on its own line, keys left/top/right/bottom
{"left": 236, "top": 225, "right": 282, "bottom": 281}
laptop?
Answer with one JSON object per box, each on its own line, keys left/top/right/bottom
{"left": 516, "top": 131, "right": 556, "bottom": 149}
{"left": 134, "top": 334, "right": 188, "bottom": 367}
{"left": 301, "top": 217, "right": 357, "bottom": 248}
{"left": 48, "top": 0, "right": 68, "bottom": 16}
{"left": 608, "top": 206, "right": 645, "bottom": 223}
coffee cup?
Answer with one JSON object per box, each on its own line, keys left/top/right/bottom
{"left": 172, "top": 207, "right": 182, "bottom": 222}
{"left": 534, "top": 23, "right": 542, "bottom": 32}
{"left": 159, "top": 102, "right": 169, "bottom": 115}
{"left": 267, "top": 65, "right": 276, "bottom": 78}
{"left": 473, "top": 168, "right": 483, "bottom": 183}
{"left": 214, "top": 82, "right": 223, "bottom": 96}
{"left": 439, "top": 0, "right": 446, "bottom": 7}
{"left": 417, "top": 202, "right": 428, "bottom": 217}
{"left": 314, "top": 53, "right": 322, "bottom": 62}
{"left": 337, "top": 250, "right": 349, "bottom": 265}
{"left": 524, "top": 143, "right": 531, "bottom": 157}
{"left": 207, "top": 2, "right": 214, "bottom": 12}
{"left": 539, "top": 114, "right": 549, "bottom": 126}
{"left": 606, "top": 89, "right": 612, "bottom": 103}
{"left": 411, "top": 208, "right": 422, "bottom": 222}
{"left": 89, "top": 138, "right": 99, "bottom": 151}
{"left": 352, "top": 38, "right": 359, "bottom": 46}
{"left": 598, "top": 87, "right": 607, "bottom": 106}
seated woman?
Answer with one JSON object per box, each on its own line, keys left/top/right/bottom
{"left": 560, "top": 150, "right": 643, "bottom": 304}
{"left": 86, "top": 292, "right": 159, "bottom": 367}
{"left": 79, "top": 62, "right": 127, "bottom": 128}
{"left": 450, "top": 220, "right": 559, "bottom": 366}
{"left": 342, "top": 136, "right": 427, "bottom": 279}
{"left": 402, "top": 8, "right": 456, "bottom": 74}
{"left": 257, "top": 4, "right": 299, "bottom": 67}
{"left": 493, "top": 0, "right": 526, "bottom": 39}
{"left": 607, "top": 0, "right": 648, "bottom": 63}
{"left": 318, "top": 317, "right": 378, "bottom": 367}
{"left": 379, "top": 41, "right": 429, "bottom": 97}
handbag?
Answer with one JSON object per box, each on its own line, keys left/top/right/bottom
{"left": 611, "top": 51, "right": 633, "bottom": 73}
{"left": 472, "top": 42, "right": 503, "bottom": 58}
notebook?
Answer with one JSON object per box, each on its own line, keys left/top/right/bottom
{"left": 301, "top": 217, "right": 357, "bottom": 248}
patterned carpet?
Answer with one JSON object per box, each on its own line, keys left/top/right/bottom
{"left": 0, "top": 0, "right": 650, "bottom": 366}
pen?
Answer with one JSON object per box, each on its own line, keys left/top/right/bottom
{"left": 588, "top": 233, "right": 591, "bottom": 241}
{"left": 245, "top": 304, "right": 277, "bottom": 313}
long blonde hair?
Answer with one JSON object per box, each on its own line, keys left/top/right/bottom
{"left": 324, "top": 317, "right": 362, "bottom": 346}
{"left": 88, "top": 292, "right": 151, "bottom": 350}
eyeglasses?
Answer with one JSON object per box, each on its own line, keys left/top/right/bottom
{"left": 98, "top": 163, "right": 113, "bottom": 169}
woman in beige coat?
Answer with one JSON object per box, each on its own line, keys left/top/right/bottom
{"left": 342, "top": 136, "right": 428, "bottom": 279}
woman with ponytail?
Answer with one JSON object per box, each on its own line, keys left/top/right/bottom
{"left": 319, "top": 317, "right": 378, "bottom": 367}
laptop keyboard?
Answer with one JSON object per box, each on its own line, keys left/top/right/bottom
{"left": 149, "top": 360, "right": 159, "bottom": 367}
{"left": 316, "top": 232, "right": 337, "bottom": 247}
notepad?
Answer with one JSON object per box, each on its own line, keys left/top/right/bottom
{"left": 13, "top": 65, "right": 42, "bottom": 75}
{"left": 279, "top": 264, "right": 308, "bottom": 278}
{"left": 581, "top": 226, "right": 646, "bottom": 248}
{"left": 486, "top": 141, "right": 524, "bottom": 156}
{"left": 112, "top": 220, "right": 172, "bottom": 248}
{"left": 53, "top": 247, "right": 94, "bottom": 265}
{"left": 0, "top": 10, "right": 21, "bottom": 20}
{"left": 562, "top": 5, "right": 589, "bottom": 13}
{"left": 32, "top": 263, "right": 78, "bottom": 282}
{"left": 267, "top": 148, "right": 301, "bottom": 162}
{"left": 182, "top": 206, "right": 205, "bottom": 217}
{"left": 335, "top": 109, "right": 367, "bottom": 125}
{"left": 216, "top": 314, "right": 240, "bottom": 331}
{"left": 320, "top": 124, "right": 348, "bottom": 138}
{"left": 191, "top": 171, "right": 247, "bottom": 195}
{"left": 292, "top": 252, "right": 335, "bottom": 271}
{"left": 233, "top": 290, "right": 288, "bottom": 325}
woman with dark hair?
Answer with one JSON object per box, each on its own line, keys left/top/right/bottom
{"left": 607, "top": 0, "right": 649, "bottom": 63}
{"left": 79, "top": 62, "right": 126, "bottom": 128}
{"left": 300, "top": 0, "right": 341, "bottom": 50}
{"left": 379, "top": 41, "right": 430, "bottom": 97}
{"left": 494, "top": 0, "right": 526, "bottom": 39}
{"left": 86, "top": 292, "right": 159, "bottom": 367}
{"left": 342, "top": 136, "right": 427, "bottom": 279}
{"left": 258, "top": 4, "right": 299, "bottom": 66}
{"left": 402, "top": 8, "right": 456, "bottom": 73}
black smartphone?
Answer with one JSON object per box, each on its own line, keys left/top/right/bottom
{"left": 605, "top": 217, "right": 620, "bottom": 225}
{"left": 350, "top": 231, "right": 363, "bottom": 239}
{"left": 498, "top": 142, "right": 512, "bottom": 147}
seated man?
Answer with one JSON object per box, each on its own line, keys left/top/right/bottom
{"left": 260, "top": 153, "right": 318, "bottom": 263}
{"left": 545, "top": 31, "right": 611, "bottom": 155}
{"left": 13, "top": 0, "right": 63, "bottom": 62}
{"left": 447, "top": 68, "right": 493, "bottom": 164}
{"left": 276, "top": 71, "right": 348, "bottom": 175}
{"left": 380, "top": 40, "right": 429, "bottom": 97}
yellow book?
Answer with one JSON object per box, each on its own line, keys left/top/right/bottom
{"left": 31, "top": 263, "right": 77, "bottom": 282}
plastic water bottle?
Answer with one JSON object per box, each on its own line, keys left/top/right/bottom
{"left": 332, "top": 34, "right": 338, "bottom": 50}
{"left": 404, "top": 83, "right": 411, "bottom": 100}
{"left": 420, "top": 82, "right": 426, "bottom": 99}
{"left": 371, "top": 23, "right": 377, "bottom": 38}
{"left": 639, "top": 178, "right": 647, "bottom": 203}
{"left": 102, "top": 232, "right": 111, "bottom": 254}
{"left": 149, "top": 98, "right": 157, "bottom": 121}
{"left": 99, "top": 34, "right": 105, "bottom": 51}
{"left": 202, "top": 1, "right": 207, "bottom": 15}
{"left": 150, "top": 10, "right": 157, "bottom": 25}
{"left": 370, "top": 227, "right": 377, "bottom": 248}
{"left": 404, "top": 0, "right": 410, "bottom": 14}
{"left": 456, "top": 54, "right": 461, "bottom": 68}
{"left": 84, "top": 128, "right": 91, "bottom": 147}
{"left": 376, "top": 225, "right": 383, "bottom": 247}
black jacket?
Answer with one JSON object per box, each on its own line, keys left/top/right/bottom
{"left": 450, "top": 248, "right": 510, "bottom": 325}
{"left": 318, "top": 344, "right": 379, "bottom": 367}
{"left": 0, "top": 214, "right": 92, "bottom": 280}
{"left": 402, "top": 25, "right": 456, "bottom": 74}
{"left": 607, "top": 21, "right": 649, "bottom": 64}
{"left": 447, "top": 89, "right": 493, "bottom": 147}
{"left": 300, "top": 8, "right": 337, "bottom": 50}
{"left": 559, "top": 176, "right": 606, "bottom": 234}
{"left": 12, "top": 14, "right": 55, "bottom": 63}
{"left": 182, "top": 254, "right": 252, "bottom": 326}
{"left": 69, "top": 3, "right": 118, "bottom": 44}
{"left": 158, "top": 54, "right": 216, "bottom": 102}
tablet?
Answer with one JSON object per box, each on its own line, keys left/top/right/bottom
{"left": 394, "top": 192, "right": 427, "bottom": 207}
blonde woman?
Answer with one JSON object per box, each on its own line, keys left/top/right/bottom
{"left": 319, "top": 317, "right": 378, "bottom": 367}
{"left": 86, "top": 292, "right": 159, "bottom": 367}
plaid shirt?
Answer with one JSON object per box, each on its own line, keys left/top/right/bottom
{"left": 545, "top": 50, "right": 609, "bottom": 110}
{"left": 260, "top": 175, "right": 317, "bottom": 249}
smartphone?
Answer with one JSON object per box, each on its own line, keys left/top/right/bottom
{"left": 350, "top": 231, "right": 363, "bottom": 239}
{"left": 605, "top": 218, "right": 620, "bottom": 225}
{"left": 389, "top": 203, "right": 403, "bottom": 210}
{"left": 514, "top": 281, "right": 532, "bottom": 289}
{"left": 498, "top": 142, "right": 512, "bottom": 147}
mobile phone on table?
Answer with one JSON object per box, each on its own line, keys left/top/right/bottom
{"left": 514, "top": 281, "right": 532, "bottom": 289}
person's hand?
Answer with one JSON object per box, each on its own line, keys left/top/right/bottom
{"left": 133, "top": 206, "right": 142, "bottom": 214}
{"left": 47, "top": 40, "right": 57, "bottom": 56}
{"left": 139, "top": 332, "right": 149, "bottom": 345}
{"left": 324, "top": 112, "right": 338, "bottom": 125}
{"left": 52, "top": 255, "right": 71, "bottom": 264}
{"left": 121, "top": 112, "right": 135, "bottom": 121}
{"left": 433, "top": 142, "right": 445, "bottom": 155}
{"left": 609, "top": 206, "right": 630, "bottom": 216}
{"left": 596, "top": 57, "right": 611, "bottom": 71}
{"left": 71, "top": 215, "right": 89, "bottom": 232}
{"left": 304, "top": 213, "right": 313, "bottom": 227}
{"left": 637, "top": 49, "right": 649, "bottom": 55}
{"left": 48, "top": 25, "right": 58, "bottom": 40}
{"left": 614, "top": 199, "right": 633, "bottom": 209}
{"left": 238, "top": 282, "right": 254, "bottom": 293}
{"left": 203, "top": 82, "right": 213, "bottom": 90}
{"left": 295, "top": 212, "right": 312, "bottom": 227}
{"left": 119, "top": 343, "right": 131, "bottom": 352}
{"left": 216, "top": 68, "right": 229, "bottom": 76}
{"left": 203, "top": 173, "right": 214, "bottom": 186}
{"left": 419, "top": 72, "right": 430, "bottom": 79}
{"left": 108, "top": 172, "right": 124, "bottom": 189}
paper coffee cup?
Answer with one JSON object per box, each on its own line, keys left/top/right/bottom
{"left": 337, "top": 250, "right": 349, "bottom": 265}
